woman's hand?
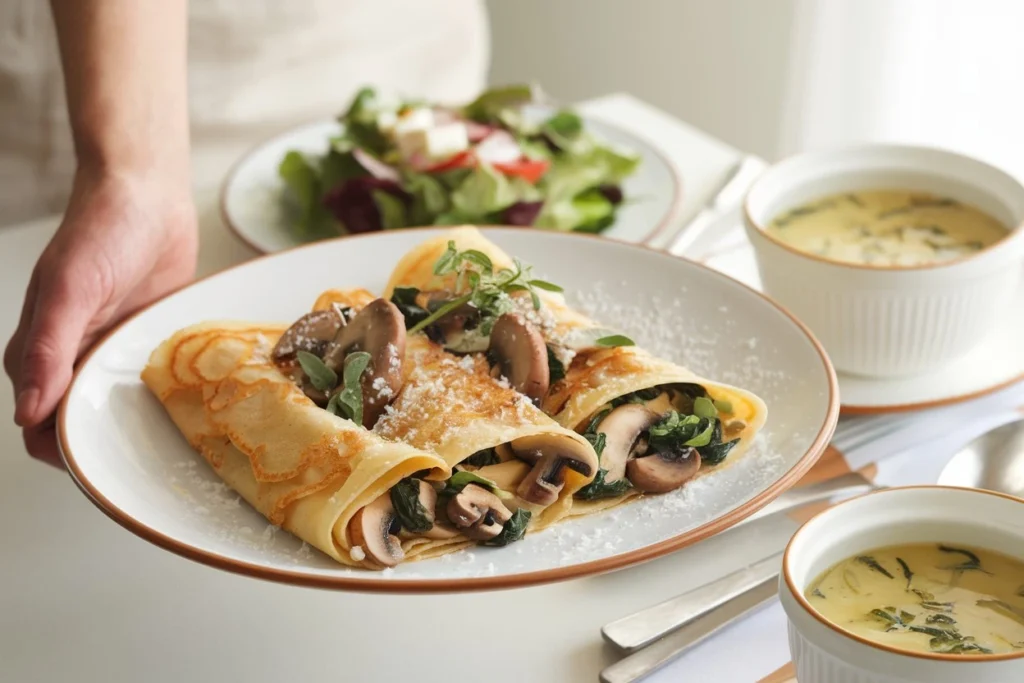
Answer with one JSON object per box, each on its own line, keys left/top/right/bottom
{"left": 4, "top": 168, "right": 197, "bottom": 466}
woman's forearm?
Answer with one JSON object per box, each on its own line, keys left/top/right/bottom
{"left": 49, "top": 0, "right": 190, "bottom": 181}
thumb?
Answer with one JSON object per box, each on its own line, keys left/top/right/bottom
{"left": 14, "top": 272, "right": 99, "bottom": 427}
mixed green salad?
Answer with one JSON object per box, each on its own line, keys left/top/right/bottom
{"left": 278, "top": 84, "right": 642, "bottom": 237}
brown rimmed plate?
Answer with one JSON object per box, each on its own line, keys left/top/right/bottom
{"left": 57, "top": 227, "right": 837, "bottom": 592}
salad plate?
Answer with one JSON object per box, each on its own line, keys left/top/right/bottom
{"left": 220, "top": 88, "right": 683, "bottom": 253}
{"left": 58, "top": 228, "right": 837, "bottom": 592}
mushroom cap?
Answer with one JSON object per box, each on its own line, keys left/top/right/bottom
{"left": 510, "top": 434, "right": 599, "bottom": 506}
{"left": 626, "top": 448, "right": 702, "bottom": 494}
{"left": 595, "top": 404, "right": 663, "bottom": 483}
{"left": 324, "top": 298, "right": 406, "bottom": 428}
{"left": 272, "top": 309, "right": 343, "bottom": 360}
{"left": 488, "top": 313, "right": 549, "bottom": 404}
{"left": 446, "top": 484, "right": 512, "bottom": 540}
{"left": 349, "top": 494, "right": 405, "bottom": 567}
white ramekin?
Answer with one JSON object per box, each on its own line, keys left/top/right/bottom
{"left": 780, "top": 486, "right": 1024, "bottom": 683}
{"left": 744, "top": 145, "right": 1024, "bottom": 378}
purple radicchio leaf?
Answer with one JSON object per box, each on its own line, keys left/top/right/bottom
{"left": 322, "top": 177, "right": 409, "bottom": 234}
{"left": 503, "top": 200, "right": 544, "bottom": 226}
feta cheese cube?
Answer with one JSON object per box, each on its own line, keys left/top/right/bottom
{"left": 376, "top": 110, "right": 398, "bottom": 135}
{"left": 424, "top": 122, "right": 469, "bottom": 160}
{"left": 394, "top": 107, "right": 436, "bottom": 158}
{"left": 393, "top": 107, "right": 434, "bottom": 136}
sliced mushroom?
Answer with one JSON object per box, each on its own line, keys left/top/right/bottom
{"left": 349, "top": 494, "right": 404, "bottom": 567}
{"left": 627, "top": 448, "right": 701, "bottom": 494}
{"left": 272, "top": 310, "right": 343, "bottom": 360}
{"left": 488, "top": 313, "right": 549, "bottom": 404}
{"left": 724, "top": 419, "right": 748, "bottom": 439}
{"left": 446, "top": 484, "right": 512, "bottom": 540}
{"left": 323, "top": 298, "right": 406, "bottom": 427}
{"left": 594, "top": 404, "right": 663, "bottom": 483}
{"left": 510, "top": 434, "right": 599, "bottom": 506}
{"left": 641, "top": 391, "right": 675, "bottom": 415}
{"left": 493, "top": 442, "right": 518, "bottom": 463}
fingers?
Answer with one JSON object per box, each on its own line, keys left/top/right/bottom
{"left": 3, "top": 270, "right": 40, "bottom": 392}
{"left": 22, "top": 419, "right": 64, "bottom": 469}
{"left": 14, "top": 270, "right": 100, "bottom": 428}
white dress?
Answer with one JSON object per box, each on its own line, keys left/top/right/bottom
{"left": 0, "top": 0, "right": 489, "bottom": 225}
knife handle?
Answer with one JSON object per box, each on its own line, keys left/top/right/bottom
{"left": 666, "top": 207, "right": 720, "bottom": 257}
{"left": 602, "top": 551, "right": 782, "bottom": 652}
{"left": 599, "top": 576, "right": 778, "bottom": 683}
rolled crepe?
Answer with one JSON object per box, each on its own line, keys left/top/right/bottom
{"left": 310, "top": 289, "right": 600, "bottom": 549}
{"left": 383, "top": 227, "right": 768, "bottom": 515}
{"left": 141, "top": 321, "right": 450, "bottom": 569}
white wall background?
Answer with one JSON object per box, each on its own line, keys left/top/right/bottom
{"left": 486, "top": 0, "right": 798, "bottom": 160}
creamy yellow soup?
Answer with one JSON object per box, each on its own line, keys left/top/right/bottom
{"left": 806, "top": 543, "right": 1024, "bottom": 656}
{"left": 767, "top": 190, "right": 1009, "bottom": 266}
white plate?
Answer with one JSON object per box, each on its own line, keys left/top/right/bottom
{"left": 58, "top": 228, "right": 837, "bottom": 592}
{"left": 219, "top": 107, "right": 684, "bottom": 253}
{"left": 700, "top": 241, "right": 1024, "bottom": 413}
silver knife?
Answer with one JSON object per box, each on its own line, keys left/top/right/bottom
{"left": 599, "top": 472, "right": 876, "bottom": 653}
{"left": 666, "top": 155, "right": 764, "bottom": 257}
{"left": 599, "top": 576, "right": 778, "bottom": 683}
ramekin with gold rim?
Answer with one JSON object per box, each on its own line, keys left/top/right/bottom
{"left": 780, "top": 486, "right": 1024, "bottom": 683}
{"left": 743, "top": 144, "right": 1024, "bottom": 378}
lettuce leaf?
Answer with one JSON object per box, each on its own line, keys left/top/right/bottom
{"left": 335, "top": 87, "right": 389, "bottom": 156}
{"left": 278, "top": 151, "right": 336, "bottom": 238}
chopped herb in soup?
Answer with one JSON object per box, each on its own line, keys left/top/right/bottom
{"left": 805, "top": 542, "right": 1024, "bottom": 655}
{"left": 768, "top": 190, "right": 1008, "bottom": 266}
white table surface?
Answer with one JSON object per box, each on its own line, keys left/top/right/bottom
{"left": 0, "top": 94, "right": 781, "bottom": 683}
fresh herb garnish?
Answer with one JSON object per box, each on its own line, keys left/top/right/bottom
{"left": 693, "top": 396, "right": 718, "bottom": 420}
{"left": 857, "top": 556, "right": 895, "bottom": 579}
{"left": 408, "top": 241, "right": 562, "bottom": 335}
{"left": 464, "top": 448, "right": 501, "bottom": 468}
{"left": 443, "top": 470, "right": 512, "bottom": 499}
{"left": 296, "top": 350, "right": 338, "bottom": 392}
{"left": 390, "top": 286, "right": 430, "bottom": 328}
{"left": 325, "top": 351, "right": 372, "bottom": 425}
{"left": 546, "top": 345, "right": 566, "bottom": 383}
{"left": 843, "top": 569, "right": 861, "bottom": 594}
{"left": 939, "top": 544, "right": 992, "bottom": 579}
{"left": 483, "top": 508, "right": 531, "bottom": 547}
{"left": 595, "top": 334, "right": 635, "bottom": 348}
{"left": 390, "top": 478, "right": 433, "bottom": 533}
{"left": 977, "top": 599, "right": 1024, "bottom": 626}
{"left": 869, "top": 607, "right": 911, "bottom": 629}
{"left": 920, "top": 601, "right": 955, "bottom": 613}
{"left": 912, "top": 588, "right": 935, "bottom": 602}
{"left": 897, "top": 557, "right": 914, "bottom": 589}
{"left": 927, "top": 614, "right": 956, "bottom": 625}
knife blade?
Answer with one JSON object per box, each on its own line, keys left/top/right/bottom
{"left": 666, "top": 155, "right": 764, "bottom": 257}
